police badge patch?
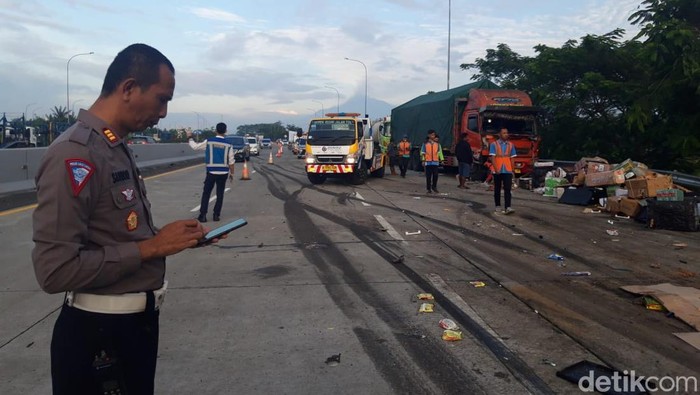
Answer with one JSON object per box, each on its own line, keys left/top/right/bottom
{"left": 65, "top": 159, "right": 95, "bottom": 197}
{"left": 126, "top": 210, "right": 138, "bottom": 231}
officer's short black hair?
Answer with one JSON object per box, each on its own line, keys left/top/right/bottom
{"left": 427, "top": 129, "right": 436, "bottom": 136}
{"left": 100, "top": 43, "right": 175, "bottom": 97}
{"left": 216, "top": 123, "right": 226, "bottom": 134}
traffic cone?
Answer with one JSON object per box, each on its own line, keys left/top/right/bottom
{"left": 240, "top": 160, "right": 251, "bottom": 180}
{"left": 268, "top": 151, "right": 274, "bottom": 164}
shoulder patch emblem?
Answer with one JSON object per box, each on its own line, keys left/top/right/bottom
{"left": 126, "top": 210, "right": 138, "bottom": 231}
{"left": 65, "top": 159, "right": 95, "bottom": 197}
{"left": 103, "top": 128, "right": 118, "bottom": 143}
{"left": 121, "top": 187, "right": 135, "bottom": 202}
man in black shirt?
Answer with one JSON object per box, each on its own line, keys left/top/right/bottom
{"left": 455, "top": 132, "right": 473, "bottom": 189}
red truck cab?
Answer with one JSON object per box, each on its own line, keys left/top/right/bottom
{"left": 461, "top": 89, "right": 541, "bottom": 177}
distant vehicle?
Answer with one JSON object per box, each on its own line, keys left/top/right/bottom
{"left": 261, "top": 138, "right": 272, "bottom": 149}
{"left": 127, "top": 135, "right": 156, "bottom": 144}
{"left": 246, "top": 137, "right": 260, "bottom": 156}
{"left": 0, "top": 140, "right": 36, "bottom": 149}
{"left": 224, "top": 135, "right": 251, "bottom": 162}
{"left": 295, "top": 138, "right": 307, "bottom": 158}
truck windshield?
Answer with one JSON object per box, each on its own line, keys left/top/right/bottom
{"left": 482, "top": 115, "right": 536, "bottom": 135}
{"left": 308, "top": 120, "right": 356, "bottom": 145}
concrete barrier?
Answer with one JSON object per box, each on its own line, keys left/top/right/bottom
{"left": 0, "top": 143, "right": 203, "bottom": 194}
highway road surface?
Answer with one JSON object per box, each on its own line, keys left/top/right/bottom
{"left": 1, "top": 150, "right": 698, "bottom": 394}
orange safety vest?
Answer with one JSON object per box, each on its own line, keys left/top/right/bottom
{"left": 493, "top": 141, "right": 514, "bottom": 173}
{"left": 398, "top": 141, "right": 411, "bottom": 156}
{"left": 423, "top": 142, "right": 440, "bottom": 162}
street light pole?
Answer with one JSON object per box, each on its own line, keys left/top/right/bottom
{"left": 66, "top": 51, "right": 94, "bottom": 121}
{"left": 344, "top": 57, "right": 368, "bottom": 116}
{"left": 324, "top": 85, "right": 340, "bottom": 113}
{"left": 447, "top": 0, "right": 451, "bottom": 90}
{"left": 312, "top": 100, "right": 324, "bottom": 116}
{"left": 306, "top": 108, "right": 318, "bottom": 117}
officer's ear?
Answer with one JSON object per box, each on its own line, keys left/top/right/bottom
{"left": 120, "top": 78, "right": 139, "bottom": 101}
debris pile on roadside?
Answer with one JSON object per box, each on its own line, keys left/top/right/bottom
{"left": 530, "top": 157, "right": 699, "bottom": 232}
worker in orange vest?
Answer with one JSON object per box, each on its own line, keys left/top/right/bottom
{"left": 398, "top": 135, "right": 411, "bottom": 178}
{"left": 489, "top": 128, "right": 517, "bottom": 214}
{"left": 421, "top": 130, "right": 444, "bottom": 193}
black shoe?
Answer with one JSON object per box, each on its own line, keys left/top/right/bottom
{"left": 197, "top": 214, "right": 207, "bottom": 223}
{"left": 432, "top": 189, "right": 439, "bottom": 193}
{"left": 213, "top": 214, "right": 221, "bottom": 222}
{"left": 427, "top": 189, "right": 432, "bottom": 194}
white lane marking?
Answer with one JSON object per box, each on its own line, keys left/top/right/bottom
{"left": 354, "top": 192, "right": 371, "bottom": 207}
{"left": 374, "top": 215, "right": 405, "bottom": 241}
{"left": 191, "top": 187, "right": 232, "bottom": 212}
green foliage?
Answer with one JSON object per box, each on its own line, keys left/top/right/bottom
{"left": 460, "top": 0, "right": 699, "bottom": 174}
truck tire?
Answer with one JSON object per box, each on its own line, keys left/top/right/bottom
{"left": 371, "top": 164, "right": 385, "bottom": 178}
{"left": 308, "top": 174, "right": 326, "bottom": 185}
{"left": 351, "top": 165, "right": 368, "bottom": 185}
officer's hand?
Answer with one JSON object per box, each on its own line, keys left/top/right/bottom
{"left": 228, "top": 174, "right": 233, "bottom": 183}
{"left": 138, "top": 219, "right": 204, "bottom": 259}
{"left": 186, "top": 131, "right": 193, "bottom": 139}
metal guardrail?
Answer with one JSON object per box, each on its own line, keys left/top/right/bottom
{"left": 538, "top": 159, "right": 700, "bottom": 191}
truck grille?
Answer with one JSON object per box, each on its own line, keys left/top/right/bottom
{"left": 515, "top": 147, "right": 531, "bottom": 156}
{"left": 316, "top": 156, "right": 345, "bottom": 164}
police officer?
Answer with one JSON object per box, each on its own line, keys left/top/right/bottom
{"left": 397, "top": 135, "right": 411, "bottom": 178}
{"left": 187, "top": 123, "right": 235, "bottom": 222}
{"left": 32, "top": 44, "right": 206, "bottom": 394}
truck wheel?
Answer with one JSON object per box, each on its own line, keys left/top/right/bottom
{"left": 351, "top": 166, "right": 368, "bottom": 185}
{"left": 308, "top": 174, "right": 326, "bottom": 185}
{"left": 371, "top": 164, "right": 385, "bottom": 178}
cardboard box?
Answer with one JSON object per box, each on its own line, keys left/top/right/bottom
{"left": 619, "top": 197, "right": 642, "bottom": 217}
{"left": 585, "top": 169, "right": 625, "bottom": 187}
{"left": 573, "top": 170, "right": 586, "bottom": 186}
{"left": 606, "top": 196, "right": 622, "bottom": 214}
{"left": 587, "top": 162, "right": 611, "bottom": 173}
{"left": 625, "top": 175, "right": 673, "bottom": 199}
{"left": 656, "top": 188, "right": 685, "bottom": 202}
{"left": 613, "top": 158, "right": 635, "bottom": 173}
{"left": 574, "top": 157, "right": 608, "bottom": 173}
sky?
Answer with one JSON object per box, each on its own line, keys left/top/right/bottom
{"left": 0, "top": 0, "right": 643, "bottom": 131}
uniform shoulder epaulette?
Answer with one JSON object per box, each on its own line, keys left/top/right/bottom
{"left": 68, "top": 124, "right": 92, "bottom": 146}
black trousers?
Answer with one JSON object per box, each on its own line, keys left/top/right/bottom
{"left": 399, "top": 156, "right": 410, "bottom": 177}
{"left": 425, "top": 165, "right": 439, "bottom": 191}
{"left": 200, "top": 173, "right": 228, "bottom": 216}
{"left": 493, "top": 173, "right": 513, "bottom": 208}
{"left": 51, "top": 298, "right": 159, "bottom": 395}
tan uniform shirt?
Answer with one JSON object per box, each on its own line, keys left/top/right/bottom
{"left": 32, "top": 110, "right": 164, "bottom": 295}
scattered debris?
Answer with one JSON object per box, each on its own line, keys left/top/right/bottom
{"left": 304, "top": 242, "right": 327, "bottom": 250}
{"left": 417, "top": 293, "right": 434, "bottom": 300}
{"left": 614, "top": 214, "right": 631, "bottom": 219}
{"left": 442, "top": 330, "right": 463, "bottom": 341}
{"left": 607, "top": 220, "right": 614, "bottom": 225}
{"left": 677, "top": 269, "right": 696, "bottom": 278}
{"left": 649, "top": 263, "right": 661, "bottom": 269}
{"left": 673, "top": 242, "right": 688, "bottom": 249}
{"left": 606, "top": 229, "right": 619, "bottom": 236}
{"left": 413, "top": 197, "right": 421, "bottom": 200}
{"left": 405, "top": 230, "right": 421, "bottom": 236}
{"left": 469, "top": 281, "right": 486, "bottom": 287}
{"left": 419, "top": 303, "right": 434, "bottom": 313}
{"left": 257, "top": 242, "right": 264, "bottom": 248}
{"left": 643, "top": 296, "right": 665, "bottom": 311}
{"left": 582, "top": 208, "right": 601, "bottom": 214}
{"left": 561, "top": 271, "right": 591, "bottom": 276}
{"left": 512, "top": 233, "right": 524, "bottom": 236}
{"left": 325, "top": 353, "right": 341, "bottom": 366}
{"left": 392, "top": 255, "right": 405, "bottom": 264}
{"left": 547, "top": 253, "right": 565, "bottom": 261}
{"left": 439, "top": 318, "right": 458, "bottom": 330}
{"left": 542, "top": 358, "right": 557, "bottom": 367}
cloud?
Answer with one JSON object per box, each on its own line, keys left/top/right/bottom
{"left": 190, "top": 7, "right": 247, "bottom": 24}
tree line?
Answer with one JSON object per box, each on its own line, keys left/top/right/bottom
{"left": 461, "top": 0, "right": 699, "bottom": 174}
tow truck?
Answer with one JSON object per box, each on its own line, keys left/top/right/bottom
{"left": 304, "top": 113, "right": 387, "bottom": 185}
